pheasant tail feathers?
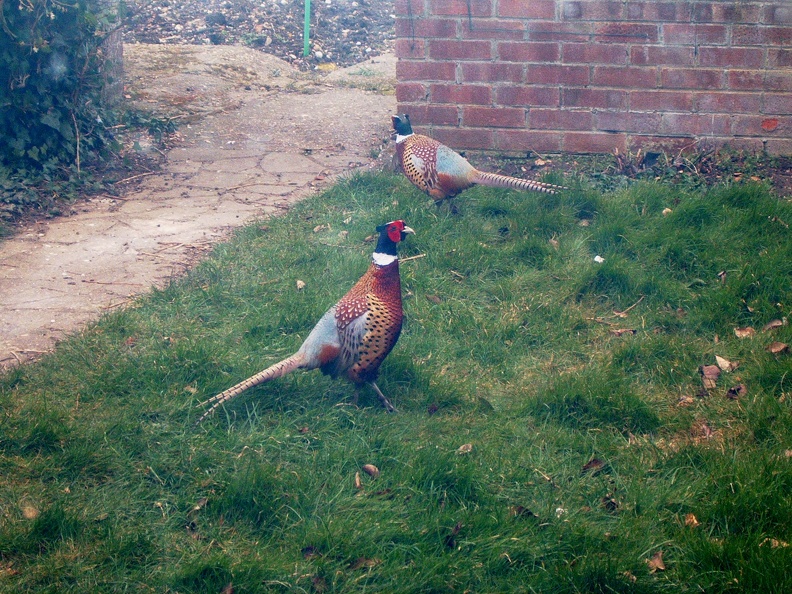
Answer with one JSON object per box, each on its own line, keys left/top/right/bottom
{"left": 472, "top": 171, "right": 564, "bottom": 195}
{"left": 195, "top": 353, "right": 305, "bottom": 424}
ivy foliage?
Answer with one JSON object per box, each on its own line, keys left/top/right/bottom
{"left": 0, "top": 0, "right": 122, "bottom": 219}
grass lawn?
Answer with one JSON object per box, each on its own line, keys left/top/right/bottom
{"left": 1, "top": 171, "right": 792, "bottom": 592}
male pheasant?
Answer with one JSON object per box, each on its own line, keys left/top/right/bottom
{"left": 195, "top": 220, "right": 414, "bottom": 424}
{"left": 392, "top": 114, "right": 566, "bottom": 203}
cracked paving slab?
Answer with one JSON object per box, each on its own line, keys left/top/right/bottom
{"left": 0, "top": 44, "right": 396, "bottom": 368}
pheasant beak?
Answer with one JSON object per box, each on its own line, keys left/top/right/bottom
{"left": 402, "top": 225, "right": 415, "bottom": 236}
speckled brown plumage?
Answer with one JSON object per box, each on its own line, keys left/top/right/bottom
{"left": 392, "top": 114, "right": 566, "bottom": 202}
{"left": 195, "top": 221, "right": 413, "bottom": 425}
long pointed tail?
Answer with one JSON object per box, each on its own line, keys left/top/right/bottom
{"left": 472, "top": 171, "right": 566, "bottom": 195}
{"left": 195, "top": 353, "right": 304, "bottom": 424}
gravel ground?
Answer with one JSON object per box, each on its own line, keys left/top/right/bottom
{"left": 123, "top": 0, "right": 396, "bottom": 70}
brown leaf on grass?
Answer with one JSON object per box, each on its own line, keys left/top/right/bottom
{"left": 348, "top": 557, "right": 382, "bottom": 570}
{"left": 298, "top": 426, "right": 310, "bottom": 434}
{"left": 699, "top": 365, "right": 721, "bottom": 389}
{"left": 313, "top": 223, "right": 330, "bottom": 233}
{"left": 623, "top": 571, "right": 638, "bottom": 583}
{"left": 302, "top": 545, "right": 321, "bottom": 560}
{"left": 734, "top": 327, "right": 756, "bottom": 338}
{"left": 727, "top": 384, "right": 747, "bottom": 400}
{"left": 457, "top": 443, "right": 473, "bottom": 454}
{"left": 362, "top": 464, "right": 380, "bottom": 478}
{"left": 426, "top": 294, "right": 442, "bottom": 304}
{"left": 685, "top": 513, "right": 700, "bottom": 527}
{"left": 444, "top": 521, "right": 463, "bottom": 548}
{"left": 221, "top": 583, "right": 234, "bottom": 594}
{"left": 715, "top": 355, "right": 738, "bottom": 372}
{"left": 647, "top": 550, "right": 666, "bottom": 572}
{"left": 21, "top": 505, "right": 39, "bottom": 520}
{"left": 763, "top": 319, "right": 785, "bottom": 332}
{"left": 718, "top": 270, "right": 727, "bottom": 284}
{"left": 311, "top": 575, "right": 327, "bottom": 593}
{"left": 759, "top": 538, "right": 789, "bottom": 548}
{"left": 785, "top": 449, "right": 792, "bottom": 458}
{"left": 509, "top": 505, "right": 538, "bottom": 519}
{"left": 581, "top": 457, "right": 606, "bottom": 474}
{"left": 677, "top": 395, "right": 695, "bottom": 407}
{"left": 354, "top": 472, "right": 363, "bottom": 490}
{"left": 296, "top": 280, "right": 306, "bottom": 291}
{"left": 767, "top": 341, "right": 789, "bottom": 354}
{"left": 610, "top": 328, "right": 636, "bottom": 337}
{"left": 696, "top": 421, "right": 714, "bottom": 439}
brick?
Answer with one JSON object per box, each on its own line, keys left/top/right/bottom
{"left": 499, "top": 41, "right": 560, "bottom": 62}
{"left": 564, "top": 43, "right": 628, "bottom": 65}
{"left": 696, "top": 92, "right": 762, "bottom": 114}
{"left": 698, "top": 47, "right": 763, "bottom": 68}
{"left": 764, "top": 94, "right": 792, "bottom": 115}
{"left": 463, "top": 106, "right": 525, "bottom": 128}
{"left": 563, "top": 88, "right": 628, "bottom": 109}
{"left": 463, "top": 19, "right": 525, "bottom": 40}
{"left": 396, "top": 60, "right": 456, "bottom": 82}
{"left": 663, "top": 24, "right": 727, "bottom": 44}
{"left": 692, "top": 3, "right": 713, "bottom": 22}
{"left": 395, "top": 39, "right": 426, "bottom": 59}
{"left": 659, "top": 113, "right": 731, "bottom": 136}
{"left": 525, "top": 64, "right": 589, "bottom": 85}
{"left": 433, "top": 126, "right": 495, "bottom": 150}
{"left": 428, "top": 39, "right": 492, "bottom": 60}
{"left": 630, "top": 135, "right": 700, "bottom": 153}
{"left": 765, "top": 73, "right": 792, "bottom": 92}
{"left": 592, "top": 66, "right": 657, "bottom": 88}
{"left": 631, "top": 90, "right": 694, "bottom": 111}
{"left": 431, "top": 83, "right": 492, "bottom": 105}
{"left": 395, "top": 104, "right": 459, "bottom": 127}
{"left": 498, "top": 86, "right": 560, "bottom": 108}
{"left": 728, "top": 70, "right": 764, "bottom": 91}
{"left": 712, "top": 4, "right": 761, "bottom": 24}
{"left": 630, "top": 46, "right": 694, "bottom": 66}
{"left": 722, "top": 137, "right": 765, "bottom": 152}
{"left": 396, "top": 83, "right": 428, "bottom": 103}
{"left": 563, "top": 131, "right": 628, "bottom": 153}
{"left": 765, "top": 5, "right": 792, "bottom": 25}
{"left": 594, "top": 23, "right": 659, "bottom": 43}
{"left": 461, "top": 62, "right": 523, "bottom": 83}
{"left": 395, "top": 0, "right": 425, "bottom": 17}
{"left": 395, "top": 17, "right": 457, "bottom": 38}
{"left": 498, "top": 0, "right": 556, "bottom": 19}
{"left": 661, "top": 68, "right": 724, "bottom": 90}
{"left": 432, "top": 0, "right": 492, "bottom": 17}
{"left": 570, "top": 1, "right": 624, "bottom": 21}
{"left": 732, "top": 115, "right": 789, "bottom": 136}
{"left": 527, "top": 21, "right": 593, "bottom": 42}
{"left": 625, "top": 2, "right": 688, "bottom": 22}
{"left": 768, "top": 49, "right": 792, "bottom": 68}
{"left": 530, "top": 108, "right": 593, "bottom": 131}
{"left": 495, "top": 129, "right": 563, "bottom": 153}
{"left": 596, "top": 111, "right": 662, "bottom": 134}
{"left": 766, "top": 139, "right": 792, "bottom": 155}
{"left": 733, "top": 25, "right": 792, "bottom": 46}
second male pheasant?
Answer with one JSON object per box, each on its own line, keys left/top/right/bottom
{"left": 195, "top": 220, "right": 414, "bottom": 424}
{"left": 392, "top": 114, "right": 566, "bottom": 203}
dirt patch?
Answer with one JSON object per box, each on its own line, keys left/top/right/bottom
{"left": 0, "top": 44, "right": 396, "bottom": 368}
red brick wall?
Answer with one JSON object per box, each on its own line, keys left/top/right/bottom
{"left": 394, "top": 0, "right": 792, "bottom": 154}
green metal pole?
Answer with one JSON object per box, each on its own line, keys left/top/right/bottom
{"left": 303, "top": 0, "right": 311, "bottom": 57}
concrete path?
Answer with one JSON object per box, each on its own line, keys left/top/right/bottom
{"left": 0, "top": 45, "right": 396, "bottom": 368}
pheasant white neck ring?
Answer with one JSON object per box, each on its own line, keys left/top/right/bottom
{"left": 372, "top": 252, "right": 398, "bottom": 266}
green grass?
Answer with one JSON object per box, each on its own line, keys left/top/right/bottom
{"left": 2, "top": 172, "right": 792, "bottom": 592}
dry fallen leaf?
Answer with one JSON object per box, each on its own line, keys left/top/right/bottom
{"left": 313, "top": 223, "right": 330, "bottom": 233}
{"left": 767, "top": 341, "right": 789, "bottom": 354}
{"left": 426, "top": 294, "right": 442, "bottom": 304}
{"left": 354, "top": 472, "right": 363, "bottom": 490}
{"left": 726, "top": 384, "right": 747, "bottom": 400}
{"left": 362, "top": 464, "right": 380, "bottom": 478}
{"left": 734, "top": 327, "right": 756, "bottom": 338}
{"left": 610, "top": 328, "right": 636, "bottom": 337}
{"left": 699, "top": 365, "right": 721, "bottom": 389}
{"left": 646, "top": 550, "right": 666, "bottom": 572}
{"left": 662, "top": 207, "right": 673, "bottom": 216}
{"left": 457, "top": 443, "right": 473, "bottom": 454}
{"left": 296, "top": 280, "right": 306, "bottom": 291}
{"left": 685, "top": 513, "right": 700, "bottom": 527}
{"left": 715, "top": 355, "right": 738, "bottom": 372}
{"left": 349, "top": 557, "right": 382, "bottom": 570}
{"left": 581, "top": 458, "right": 605, "bottom": 474}
{"left": 763, "top": 319, "right": 785, "bottom": 332}
{"left": 677, "top": 395, "right": 695, "bottom": 407}
{"left": 21, "top": 505, "right": 39, "bottom": 520}
{"left": 549, "top": 237, "right": 559, "bottom": 250}
{"left": 759, "top": 538, "right": 789, "bottom": 548}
